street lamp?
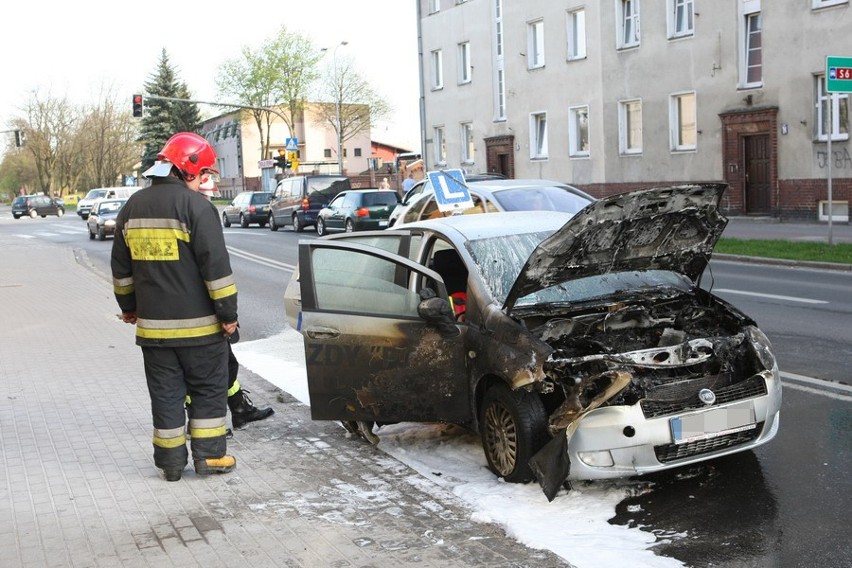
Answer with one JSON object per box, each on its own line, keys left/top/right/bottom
{"left": 322, "top": 41, "right": 348, "bottom": 175}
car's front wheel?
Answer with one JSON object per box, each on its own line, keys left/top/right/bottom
{"left": 88, "top": 227, "right": 95, "bottom": 240}
{"left": 316, "top": 218, "right": 327, "bottom": 237}
{"left": 29, "top": 209, "right": 38, "bottom": 218}
{"left": 344, "top": 219, "right": 354, "bottom": 233}
{"left": 57, "top": 209, "right": 65, "bottom": 217}
{"left": 222, "top": 213, "right": 231, "bottom": 227}
{"left": 480, "top": 383, "right": 548, "bottom": 483}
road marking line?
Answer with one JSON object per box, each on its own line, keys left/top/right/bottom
{"left": 713, "top": 288, "right": 827, "bottom": 304}
{"left": 780, "top": 381, "right": 852, "bottom": 402}
{"left": 226, "top": 246, "right": 295, "bottom": 272}
{"left": 780, "top": 371, "right": 852, "bottom": 393}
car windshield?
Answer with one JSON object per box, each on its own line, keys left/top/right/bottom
{"left": 13, "top": 197, "right": 26, "bottom": 206}
{"left": 85, "top": 190, "right": 108, "bottom": 200}
{"left": 491, "top": 186, "right": 593, "bottom": 214}
{"left": 98, "top": 201, "right": 125, "bottom": 214}
{"left": 363, "top": 193, "right": 399, "bottom": 207}
{"left": 466, "top": 231, "right": 690, "bottom": 307}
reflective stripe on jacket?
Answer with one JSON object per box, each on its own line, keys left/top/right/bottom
{"left": 111, "top": 177, "right": 237, "bottom": 347}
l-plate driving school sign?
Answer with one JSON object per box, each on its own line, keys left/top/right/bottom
{"left": 427, "top": 169, "right": 474, "bottom": 213}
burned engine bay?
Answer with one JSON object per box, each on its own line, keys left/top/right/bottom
{"left": 524, "top": 292, "right": 764, "bottom": 433}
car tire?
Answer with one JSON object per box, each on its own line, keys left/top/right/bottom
{"left": 29, "top": 209, "right": 38, "bottom": 218}
{"left": 316, "top": 218, "right": 326, "bottom": 237}
{"left": 13, "top": 214, "right": 20, "bottom": 219}
{"left": 269, "top": 214, "right": 278, "bottom": 231}
{"left": 240, "top": 214, "right": 249, "bottom": 228}
{"left": 344, "top": 219, "right": 354, "bottom": 233}
{"left": 292, "top": 214, "right": 304, "bottom": 233}
{"left": 222, "top": 213, "right": 231, "bottom": 228}
{"left": 98, "top": 227, "right": 106, "bottom": 241}
{"left": 88, "top": 228, "right": 95, "bottom": 240}
{"left": 480, "top": 383, "right": 548, "bottom": 483}
{"left": 57, "top": 209, "right": 65, "bottom": 217}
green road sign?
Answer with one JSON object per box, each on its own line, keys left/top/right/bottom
{"left": 826, "top": 56, "right": 852, "bottom": 93}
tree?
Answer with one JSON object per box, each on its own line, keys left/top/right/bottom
{"left": 312, "top": 56, "right": 392, "bottom": 168}
{"left": 18, "top": 90, "right": 78, "bottom": 196}
{"left": 138, "top": 49, "right": 202, "bottom": 171}
{"left": 217, "top": 26, "right": 323, "bottom": 161}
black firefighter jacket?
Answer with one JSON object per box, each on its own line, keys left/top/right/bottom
{"left": 111, "top": 177, "right": 238, "bottom": 347}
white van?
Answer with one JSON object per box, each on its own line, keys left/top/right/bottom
{"left": 77, "top": 187, "right": 137, "bottom": 219}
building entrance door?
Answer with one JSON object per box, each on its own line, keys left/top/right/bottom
{"left": 744, "top": 134, "right": 771, "bottom": 214}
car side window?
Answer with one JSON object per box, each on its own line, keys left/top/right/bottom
{"left": 311, "top": 248, "right": 422, "bottom": 318}
{"left": 328, "top": 194, "right": 346, "bottom": 208}
{"left": 289, "top": 180, "right": 302, "bottom": 198}
{"left": 342, "top": 193, "right": 359, "bottom": 207}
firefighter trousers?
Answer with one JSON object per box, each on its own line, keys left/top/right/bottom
{"left": 142, "top": 340, "right": 229, "bottom": 470}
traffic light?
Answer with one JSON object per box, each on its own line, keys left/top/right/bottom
{"left": 132, "top": 94, "right": 144, "bottom": 118}
{"left": 274, "top": 149, "right": 289, "bottom": 169}
{"left": 14, "top": 129, "right": 23, "bottom": 147}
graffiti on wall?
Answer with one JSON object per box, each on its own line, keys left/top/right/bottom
{"left": 817, "top": 147, "right": 852, "bottom": 169}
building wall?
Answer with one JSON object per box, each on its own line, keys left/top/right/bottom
{"left": 419, "top": 0, "right": 852, "bottom": 219}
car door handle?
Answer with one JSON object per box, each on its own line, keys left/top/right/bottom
{"left": 305, "top": 327, "right": 340, "bottom": 339}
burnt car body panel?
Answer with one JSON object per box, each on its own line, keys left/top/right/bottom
{"left": 290, "top": 185, "right": 781, "bottom": 496}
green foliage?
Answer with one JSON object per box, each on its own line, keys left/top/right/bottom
{"left": 138, "top": 49, "right": 202, "bottom": 171}
{"left": 716, "top": 238, "right": 852, "bottom": 265}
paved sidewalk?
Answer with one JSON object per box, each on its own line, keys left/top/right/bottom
{"left": 0, "top": 239, "right": 570, "bottom": 568}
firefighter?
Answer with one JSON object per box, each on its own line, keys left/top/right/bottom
{"left": 195, "top": 178, "right": 274, "bottom": 430}
{"left": 112, "top": 132, "right": 238, "bottom": 482}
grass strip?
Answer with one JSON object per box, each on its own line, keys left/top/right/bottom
{"left": 716, "top": 238, "right": 852, "bottom": 265}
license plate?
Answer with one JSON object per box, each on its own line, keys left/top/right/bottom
{"left": 670, "top": 402, "right": 756, "bottom": 444}
{"left": 378, "top": 220, "right": 388, "bottom": 227}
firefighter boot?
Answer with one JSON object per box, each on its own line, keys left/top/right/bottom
{"left": 194, "top": 455, "right": 236, "bottom": 475}
{"left": 229, "top": 389, "right": 274, "bottom": 429}
{"left": 163, "top": 467, "right": 184, "bottom": 482}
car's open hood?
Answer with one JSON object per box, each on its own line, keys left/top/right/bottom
{"left": 503, "top": 184, "right": 728, "bottom": 313}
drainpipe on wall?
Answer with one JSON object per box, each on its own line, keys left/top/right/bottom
{"left": 416, "top": 0, "right": 428, "bottom": 172}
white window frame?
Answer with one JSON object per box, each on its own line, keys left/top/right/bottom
{"left": 667, "top": 0, "right": 694, "bottom": 39}
{"left": 495, "top": 68, "right": 506, "bottom": 121}
{"left": 529, "top": 112, "right": 548, "bottom": 159}
{"left": 619, "top": 99, "right": 643, "bottom": 155}
{"left": 816, "top": 75, "right": 850, "bottom": 141}
{"left": 431, "top": 49, "right": 443, "bottom": 90}
{"left": 616, "top": 0, "right": 641, "bottom": 49}
{"left": 433, "top": 126, "right": 447, "bottom": 165}
{"left": 528, "top": 19, "right": 545, "bottom": 69}
{"left": 568, "top": 105, "right": 590, "bottom": 158}
{"left": 460, "top": 122, "right": 474, "bottom": 164}
{"left": 494, "top": 0, "right": 506, "bottom": 120}
{"left": 458, "top": 42, "right": 472, "bottom": 84}
{"left": 670, "top": 91, "right": 697, "bottom": 152}
{"left": 429, "top": 0, "right": 440, "bottom": 14}
{"left": 567, "top": 8, "right": 587, "bottom": 61}
{"left": 739, "top": 1, "right": 762, "bottom": 88}
{"left": 812, "top": 0, "right": 848, "bottom": 8}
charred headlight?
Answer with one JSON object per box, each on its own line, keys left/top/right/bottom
{"left": 745, "top": 325, "right": 776, "bottom": 371}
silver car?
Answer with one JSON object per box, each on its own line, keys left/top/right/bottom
{"left": 285, "top": 184, "right": 781, "bottom": 500}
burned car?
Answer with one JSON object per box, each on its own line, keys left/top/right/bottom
{"left": 287, "top": 184, "right": 781, "bottom": 499}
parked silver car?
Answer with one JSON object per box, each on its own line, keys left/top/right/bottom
{"left": 285, "top": 184, "right": 782, "bottom": 499}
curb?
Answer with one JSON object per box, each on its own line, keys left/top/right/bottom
{"left": 713, "top": 253, "right": 852, "bottom": 272}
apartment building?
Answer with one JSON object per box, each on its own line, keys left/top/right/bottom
{"left": 418, "top": 0, "right": 851, "bottom": 219}
{"left": 201, "top": 103, "right": 372, "bottom": 197}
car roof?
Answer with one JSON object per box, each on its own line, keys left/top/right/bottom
{"left": 406, "top": 210, "right": 573, "bottom": 241}
{"left": 341, "top": 189, "right": 398, "bottom": 194}
{"left": 467, "top": 178, "right": 585, "bottom": 192}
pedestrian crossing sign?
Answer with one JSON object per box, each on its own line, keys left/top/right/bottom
{"left": 285, "top": 138, "right": 299, "bottom": 151}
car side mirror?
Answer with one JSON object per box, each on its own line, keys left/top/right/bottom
{"left": 417, "top": 288, "right": 459, "bottom": 339}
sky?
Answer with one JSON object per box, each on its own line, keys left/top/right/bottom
{"left": 233, "top": 330, "right": 687, "bottom": 568}
{"left": 0, "top": 1, "right": 422, "bottom": 150}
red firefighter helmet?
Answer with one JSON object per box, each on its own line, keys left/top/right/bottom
{"left": 154, "top": 132, "right": 219, "bottom": 180}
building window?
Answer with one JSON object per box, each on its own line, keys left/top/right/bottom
{"left": 324, "top": 149, "right": 332, "bottom": 158}
{"left": 495, "top": 0, "right": 503, "bottom": 58}
{"left": 619, "top": 100, "right": 642, "bottom": 155}
{"left": 431, "top": 49, "right": 443, "bottom": 90}
{"left": 816, "top": 75, "right": 850, "bottom": 141}
{"left": 354, "top": 148, "right": 362, "bottom": 157}
{"left": 458, "top": 42, "right": 472, "bottom": 84}
{"left": 567, "top": 9, "right": 587, "bottom": 60}
{"left": 528, "top": 20, "right": 545, "bottom": 69}
{"left": 670, "top": 92, "right": 697, "bottom": 151}
{"left": 530, "top": 112, "right": 548, "bottom": 159}
{"left": 461, "top": 122, "right": 474, "bottom": 163}
{"left": 568, "top": 106, "right": 590, "bottom": 157}
{"left": 429, "top": 0, "right": 440, "bottom": 13}
{"left": 668, "top": 0, "right": 694, "bottom": 39}
{"left": 494, "top": 0, "right": 506, "bottom": 120}
{"left": 617, "top": 0, "right": 641, "bottom": 49}
{"left": 434, "top": 126, "right": 447, "bottom": 164}
{"left": 740, "top": 2, "right": 762, "bottom": 87}
{"left": 496, "top": 68, "right": 506, "bottom": 120}
{"left": 812, "top": 0, "right": 848, "bottom": 8}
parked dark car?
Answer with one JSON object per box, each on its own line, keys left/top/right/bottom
{"left": 316, "top": 190, "right": 400, "bottom": 236}
{"left": 284, "top": 184, "right": 781, "bottom": 500}
{"left": 86, "top": 199, "right": 127, "bottom": 240}
{"left": 12, "top": 194, "right": 65, "bottom": 219}
{"left": 268, "top": 175, "right": 351, "bottom": 232}
{"left": 222, "top": 191, "right": 272, "bottom": 228}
